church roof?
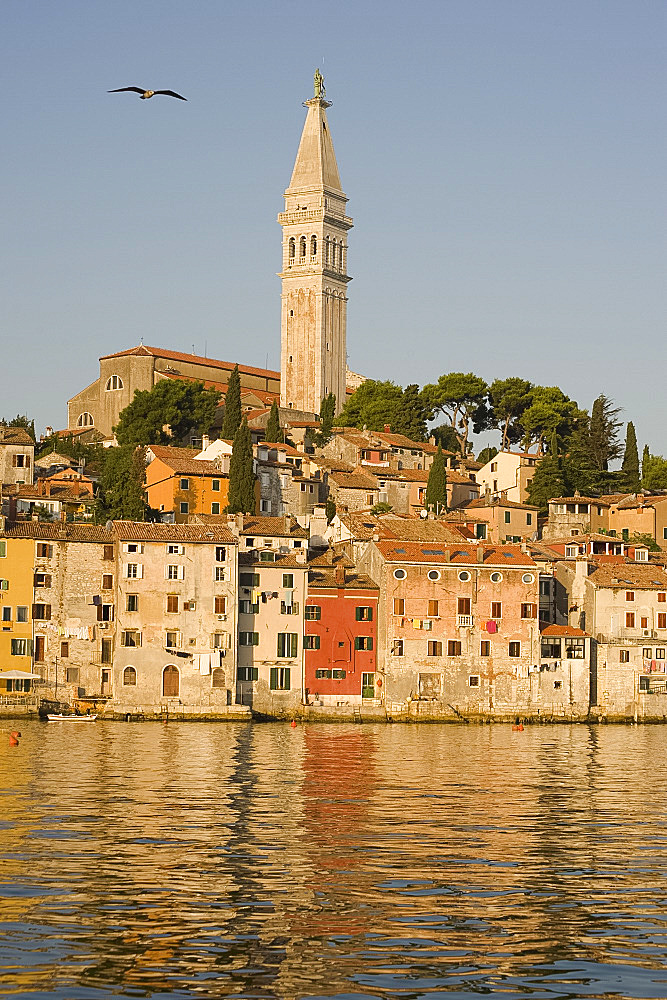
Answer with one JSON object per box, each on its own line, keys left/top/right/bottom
{"left": 287, "top": 99, "right": 344, "bottom": 195}
{"left": 100, "top": 345, "right": 280, "bottom": 382}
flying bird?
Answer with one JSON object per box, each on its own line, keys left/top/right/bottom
{"left": 108, "top": 87, "right": 187, "bottom": 101}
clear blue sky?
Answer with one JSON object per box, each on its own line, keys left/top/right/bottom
{"left": 2, "top": 1, "right": 665, "bottom": 454}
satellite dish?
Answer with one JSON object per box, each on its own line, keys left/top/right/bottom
{"left": 420, "top": 509, "right": 428, "bottom": 519}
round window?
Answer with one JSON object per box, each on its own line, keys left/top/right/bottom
{"left": 522, "top": 573, "right": 535, "bottom": 584}
{"left": 490, "top": 572, "right": 503, "bottom": 583}
{"left": 394, "top": 568, "right": 407, "bottom": 580}
{"left": 458, "top": 571, "right": 471, "bottom": 582}
{"left": 427, "top": 569, "right": 441, "bottom": 582}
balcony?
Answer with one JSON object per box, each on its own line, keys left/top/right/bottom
{"left": 456, "top": 615, "right": 473, "bottom": 628}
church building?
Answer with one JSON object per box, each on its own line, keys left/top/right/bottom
{"left": 279, "top": 74, "right": 352, "bottom": 416}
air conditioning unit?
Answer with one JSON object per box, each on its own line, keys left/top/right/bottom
{"left": 98, "top": 622, "right": 109, "bottom": 630}
{"left": 423, "top": 620, "right": 433, "bottom": 630}
{"left": 217, "top": 614, "right": 227, "bottom": 621}
{"left": 186, "top": 601, "right": 196, "bottom": 611}
{"left": 643, "top": 629, "right": 651, "bottom": 637}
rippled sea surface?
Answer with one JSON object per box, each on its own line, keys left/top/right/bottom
{"left": 3, "top": 723, "right": 667, "bottom": 999}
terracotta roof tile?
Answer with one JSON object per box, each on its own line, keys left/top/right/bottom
{"left": 147, "top": 445, "right": 225, "bottom": 477}
{"left": 541, "top": 624, "right": 590, "bottom": 637}
{"left": 588, "top": 565, "right": 667, "bottom": 589}
{"left": 100, "top": 345, "right": 280, "bottom": 381}
{"left": 112, "top": 521, "right": 236, "bottom": 543}
{"left": 375, "top": 540, "right": 535, "bottom": 567}
{"left": 4, "top": 522, "right": 113, "bottom": 542}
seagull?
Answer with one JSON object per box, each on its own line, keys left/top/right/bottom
{"left": 108, "top": 87, "right": 187, "bottom": 101}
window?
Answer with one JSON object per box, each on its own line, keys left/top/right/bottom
{"left": 641, "top": 617, "right": 648, "bottom": 629}
{"left": 457, "top": 598, "right": 470, "bottom": 616}
{"left": 105, "top": 375, "right": 124, "bottom": 390}
{"left": 103, "top": 544, "right": 114, "bottom": 561}
{"left": 523, "top": 573, "right": 535, "bottom": 584}
{"left": 240, "top": 632, "right": 259, "bottom": 646}
{"left": 643, "top": 647, "right": 652, "bottom": 659}
{"left": 541, "top": 638, "right": 561, "bottom": 658}
{"left": 211, "top": 503, "right": 220, "bottom": 515}
{"left": 362, "top": 673, "right": 375, "bottom": 698}
{"left": 332, "top": 668, "right": 346, "bottom": 679}
{"left": 180, "top": 502, "right": 189, "bottom": 515}
{"left": 238, "top": 666, "right": 259, "bottom": 681}
{"left": 11, "top": 639, "right": 31, "bottom": 656}
{"left": 214, "top": 596, "right": 226, "bottom": 615}
{"left": 355, "top": 606, "right": 373, "bottom": 621}
{"left": 521, "top": 603, "right": 537, "bottom": 619}
{"left": 468, "top": 675, "right": 480, "bottom": 687}
{"left": 121, "top": 630, "right": 141, "bottom": 647}
{"left": 304, "top": 635, "right": 320, "bottom": 650}
{"left": 66, "top": 667, "right": 79, "bottom": 684}
{"left": 315, "top": 668, "right": 332, "bottom": 679}
{"left": 656, "top": 648, "right": 665, "bottom": 659}
{"left": 77, "top": 412, "right": 94, "bottom": 427}
{"left": 280, "top": 600, "right": 299, "bottom": 615}
{"left": 214, "top": 567, "right": 225, "bottom": 581}
{"left": 619, "top": 649, "right": 630, "bottom": 662}
{"left": 659, "top": 593, "right": 666, "bottom": 603}
{"left": 428, "top": 570, "right": 441, "bottom": 582}
{"left": 392, "top": 639, "right": 404, "bottom": 656}
{"left": 491, "top": 602, "right": 502, "bottom": 619}
{"left": 509, "top": 641, "right": 520, "bottom": 657}
{"left": 426, "top": 599, "right": 439, "bottom": 618}
{"left": 32, "top": 603, "right": 51, "bottom": 620}
{"left": 34, "top": 573, "right": 51, "bottom": 588}
{"left": 212, "top": 480, "right": 220, "bottom": 492}
{"left": 490, "top": 572, "right": 503, "bottom": 583}
{"left": 480, "top": 641, "right": 490, "bottom": 657}
{"left": 565, "top": 639, "right": 585, "bottom": 659}
{"left": 626, "top": 612, "right": 635, "bottom": 628}
{"left": 16, "top": 606, "right": 28, "bottom": 623}
{"left": 393, "top": 598, "right": 405, "bottom": 616}
{"left": 14, "top": 454, "right": 28, "bottom": 468}
{"left": 270, "top": 666, "right": 291, "bottom": 690}
{"left": 1, "top": 607, "right": 11, "bottom": 621}
{"left": 565, "top": 546, "right": 578, "bottom": 558}
{"left": 211, "top": 632, "right": 227, "bottom": 649}
{"left": 448, "top": 641, "right": 462, "bottom": 656}
{"left": 123, "top": 666, "right": 136, "bottom": 686}
{"left": 240, "top": 573, "right": 260, "bottom": 587}
{"left": 101, "top": 639, "right": 112, "bottom": 663}
{"left": 245, "top": 538, "right": 255, "bottom": 548}
{"left": 626, "top": 591, "right": 635, "bottom": 602}
{"left": 394, "top": 568, "right": 407, "bottom": 580}
{"left": 215, "top": 546, "right": 226, "bottom": 562}
{"left": 126, "top": 563, "right": 143, "bottom": 579}
{"left": 167, "top": 565, "right": 185, "bottom": 580}
{"left": 0, "top": 541, "right": 5, "bottom": 558}
{"left": 527, "top": 513, "right": 532, "bottom": 526}
{"left": 179, "top": 478, "right": 189, "bottom": 491}
{"left": 458, "top": 571, "right": 471, "bottom": 582}
{"left": 659, "top": 613, "right": 667, "bottom": 630}
{"left": 239, "top": 599, "right": 259, "bottom": 615}
{"left": 428, "top": 640, "right": 443, "bottom": 656}
{"left": 305, "top": 605, "right": 321, "bottom": 621}
{"left": 126, "top": 594, "right": 138, "bottom": 612}
{"left": 553, "top": 680, "right": 562, "bottom": 690}
{"left": 277, "top": 633, "right": 298, "bottom": 657}
{"left": 102, "top": 574, "right": 113, "bottom": 590}
{"left": 37, "top": 543, "right": 53, "bottom": 558}
{"left": 166, "top": 595, "right": 179, "bottom": 613}
{"left": 504, "top": 511, "right": 511, "bottom": 524}
{"left": 60, "top": 642, "right": 69, "bottom": 658}
{"left": 260, "top": 551, "right": 275, "bottom": 562}
{"left": 354, "top": 636, "right": 373, "bottom": 651}
{"left": 124, "top": 543, "right": 144, "bottom": 554}
{"left": 282, "top": 574, "right": 294, "bottom": 589}
{"left": 166, "top": 631, "right": 180, "bottom": 648}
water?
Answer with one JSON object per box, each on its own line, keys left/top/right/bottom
{"left": 2, "top": 722, "right": 667, "bottom": 999}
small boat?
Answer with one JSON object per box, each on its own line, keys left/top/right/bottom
{"left": 46, "top": 714, "right": 98, "bottom": 722}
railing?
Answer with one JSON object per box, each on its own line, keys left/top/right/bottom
{"left": 456, "top": 615, "right": 473, "bottom": 627}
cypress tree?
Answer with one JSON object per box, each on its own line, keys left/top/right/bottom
{"left": 265, "top": 399, "right": 282, "bottom": 443}
{"left": 424, "top": 444, "right": 447, "bottom": 513}
{"left": 527, "top": 452, "right": 566, "bottom": 517}
{"left": 221, "top": 364, "right": 242, "bottom": 440}
{"left": 226, "top": 418, "right": 255, "bottom": 513}
{"left": 621, "top": 422, "right": 640, "bottom": 492}
{"left": 642, "top": 444, "right": 651, "bottom": 489}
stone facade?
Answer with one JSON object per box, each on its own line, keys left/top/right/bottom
{"left": 0, "top": 427, "right": 34, "bottom": 487}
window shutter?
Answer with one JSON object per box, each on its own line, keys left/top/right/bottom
{"left": 45, "top": 605, "right": 51, "bottom": 620}
{"left": 0, "top": 580, "right": 7, "bottom": 591}
{"left": 290, "top": 634, "right": 297, "bottom": 657}
{"left": 136, "top": 564, "right": 143, "bottom": 579}
{"left": 270, "top": 667, "right": 278, "bottom": 689}
{"left": 253, "top": 632, "right": 259, "bottom": 646}
{"left": 284, "top": 667, "right": 291, "bottom": 689}
{"left": 45, "top": 575, "right": 52, "bottom": 588}
{"left": 178, "top": 565, "right": 185, "bottom": 580}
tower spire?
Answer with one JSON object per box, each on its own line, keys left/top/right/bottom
{"left": 279, "top": 75, "right": 352, "bottom": 416}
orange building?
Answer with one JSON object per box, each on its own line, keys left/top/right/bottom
{"left": 145, "top": 446, "right": 232, "bottom": 522}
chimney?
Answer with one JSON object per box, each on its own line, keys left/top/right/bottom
{"left": 335, "top": 563, "right": 346, "bottom": 586}
{"left": 476, "top": 545, "right": 484, "bottom": 563}
{"left": 283, "top": 513, "right": 291, "bottom": 535}
{"left": 235, "top": 512, "right": 244, "bottom": 532}
{"left": 38, "top": 479, "right": 44, "bottom": 497}
{"left": 202, "top": 434, "right": 210, "bottom": 450}
{"left": 295, "top": 547, "right": 307, "bottom": 564}
{"left": 429, "top": 435, "right": 435, "bottom": 446}
{"left": 384, "top": 424, "right": 391, "bottom": 433}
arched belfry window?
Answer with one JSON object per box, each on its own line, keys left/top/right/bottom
{"left": 105, "top": 375, "right": 124, "bottom": 391}
{"left": 299, "top": 237, "right": 307, "bottom": 259}
{"left": 77, "top": 412, "right": 94, "bottom": 427}
{"left": 332, "top": 239, "right": 338, "bottom": 268}
{"left": 288, "top": 237, "right": 295, "bottom": 260}
{"left": 310, "top": 235, "right": 317, "bottom": 257}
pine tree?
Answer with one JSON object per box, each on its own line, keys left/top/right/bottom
{"left": 265, "top": 399, "right": 282, "bottom": 443}
{"left": 621, "top": 422, "right": 640, "bottom": 492}
{"left": 226, "top": 418, "right": 255, "bottom": 513}
{"left": 221, "top": 365, "right": 242, "bottom": 440}
{"left": 589, "top": 395, "right": 622, "bottom": 471}
{"left": 424, "top": 444, "right": 447, "bottom": 513}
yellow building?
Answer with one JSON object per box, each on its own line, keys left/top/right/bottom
{"left": 0, "top": 518, "right": 36, "bottom": 695}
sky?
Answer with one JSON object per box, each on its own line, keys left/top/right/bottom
{"left": 2, "top": 0, "right": 665, "bottom": 454}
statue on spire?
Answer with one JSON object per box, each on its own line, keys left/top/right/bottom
{"left": 314, "top": 68, "right": 326, "bottom": 99}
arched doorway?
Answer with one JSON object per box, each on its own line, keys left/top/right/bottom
{"left": 163, "top": 665, "right": 179, "bottom": 697}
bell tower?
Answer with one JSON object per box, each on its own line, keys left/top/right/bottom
{"left": 279, "top": 72, "right": 352, "bottom": 415}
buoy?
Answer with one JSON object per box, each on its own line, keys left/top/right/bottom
{"left": 290, "top": 720, "right": 297, "bottom": 728}
{"left": 512, "top": 724, "right": 524, "bottom": 732}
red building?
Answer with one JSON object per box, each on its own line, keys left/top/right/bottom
{"left": 305, "top": 550, "right": 379, "bottom": 705}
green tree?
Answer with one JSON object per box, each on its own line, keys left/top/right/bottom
{"left": 265, "top": 399, "right": 283, "bottom": 443}
{"left": 312, "top": 393, "right": 336, "bottom": 446}
{"left": 642, "top": 450, "right": 667, "bottom": 490}
{"left": 226, "top": 418, "right": 256, "bottom": 513}
{"left": 477, "top": 445, "right": 498, "bottom": 465}
{"left": 370, "top": 501, "right": 393, "bottom": 514}
{"left": 392, "top": 384, "right": 428, "bottom": 442}
{"left": 1, "top": 414, "right": 36, "bottom": 441}
{"left": 95, "top": 446, "right": 148, "bottom": 522}
{"left": 431, "top": 424, "right": 460, "bottom": 454}
{"left": 421, "top": 373, "right": 490, "bottom": 456}
{"left": 621, "top": 422, "right": 641, "bottom": 492}
{"left": 325, "top": 497, "right": 337, "bottom": 523}
{"left": 115, "top": 380, "right": 220, "bottom": 447}
{"left": 424, "top": 444, "right": 447, "bottom": 513}
{"left": 334, "top": 380, "right": 405, "bottom": 431}
{"left": 527, "top": 451, "right": 566, "bottom": 516}
{"left": 488, "top": 378, "right": 533, "bottom": 451}
{"left": 588, "top": 395, "right": 622, "bottom": 471}
{"left": 516, "top": 386, "right": 579, "bottom": 454}
{"left": 221, "top": 365, "right": 242, "bottom": 440}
